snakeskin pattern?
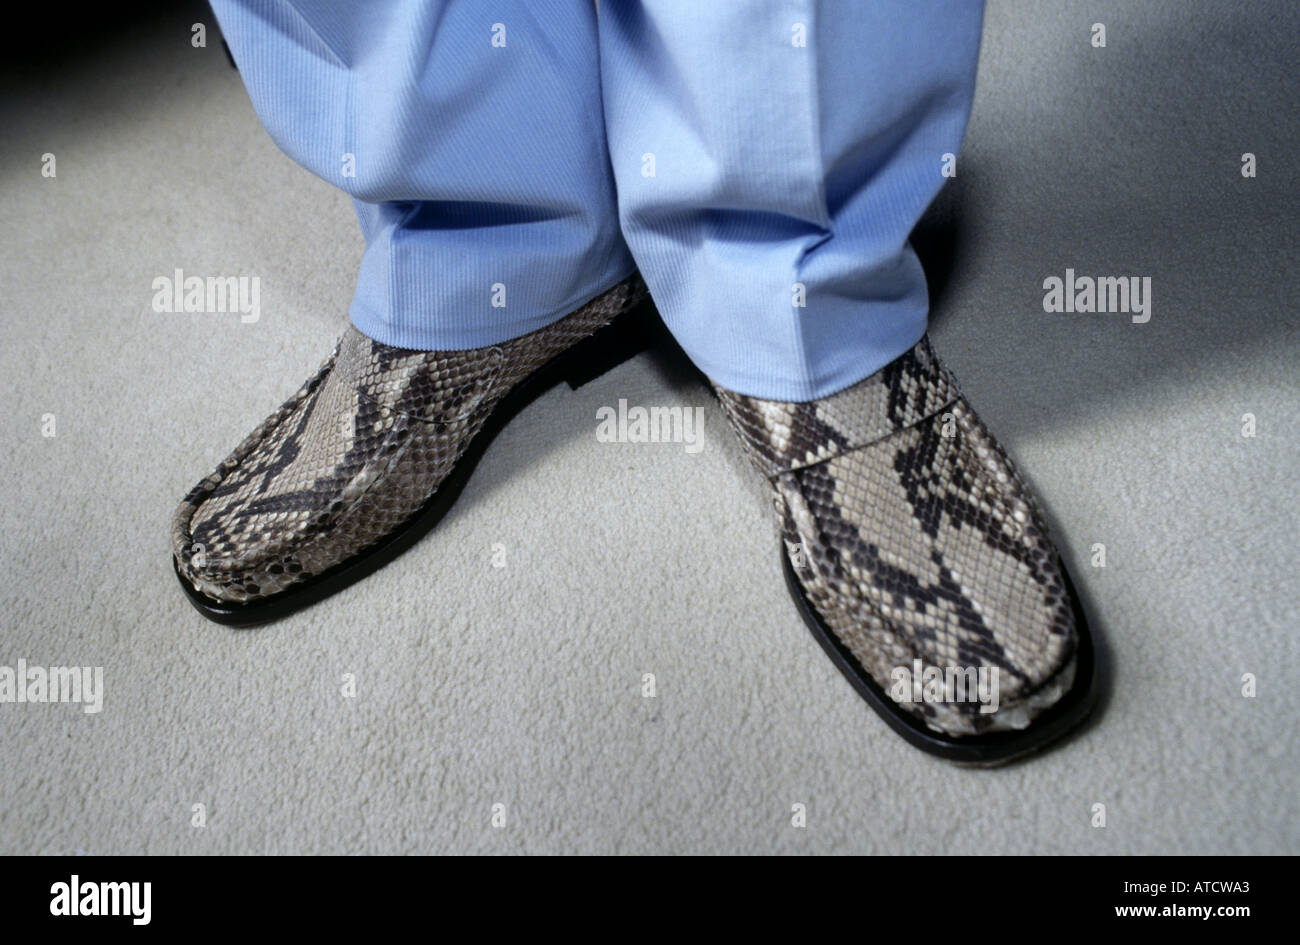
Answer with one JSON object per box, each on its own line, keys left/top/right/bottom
{"left": 173, "top": 277, "right": 646, "bottom": 605}
{"left": 715, "top": 336, "right": 1077, "bottom": 736}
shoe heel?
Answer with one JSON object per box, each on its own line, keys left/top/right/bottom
{"left": 563, "top": 299, "right": 661, "bottom": 390}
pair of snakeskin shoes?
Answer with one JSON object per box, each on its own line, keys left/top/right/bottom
{"left": 172, "top": 275, "right": 1095, "bottom": 764}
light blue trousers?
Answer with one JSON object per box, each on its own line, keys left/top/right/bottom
{"left": 211, "top": 0, "right": 984, "bottom": 400}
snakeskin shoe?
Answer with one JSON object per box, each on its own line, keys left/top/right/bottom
{"left": 173, "top": 276, "right": 650, "bottom": 625}
{"left": 714, "top": 336, "right": 1096, "bottom": 765}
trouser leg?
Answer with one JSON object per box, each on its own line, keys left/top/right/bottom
{"left": 599, "top": 0, "right": 984, "bottom": 399}
{"left": 211, "top": 0, "right": 634, "bottom": 348}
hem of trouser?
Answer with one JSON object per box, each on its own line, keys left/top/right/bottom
{"left": 348, "top": 265, "right": 639, "bottom": 352}
{"left": 687, "top": 306, "right": 929, "bottom": 404}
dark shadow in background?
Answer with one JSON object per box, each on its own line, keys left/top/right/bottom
{"left": 910, "top": 179, "right": 965, "bottom": 324}
{"left": 0, "top": 1, "right": 182, "bottom": 81}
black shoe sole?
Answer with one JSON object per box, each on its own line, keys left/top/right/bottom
{"left": 175, "top": 292, "right": 662, "bottom": 627}
{"left": 782, "top": 550, "right": 1098, "bottom": 766}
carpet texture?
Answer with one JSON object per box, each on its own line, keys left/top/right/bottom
{"left": 1, "top": 0, "right": 1296, "bottom": 854}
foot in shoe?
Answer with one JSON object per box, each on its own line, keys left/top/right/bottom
{"left": 713, "top": 335, "right": 1090, "bottom": 744}
{"left": 172, "top": 276, "right": 647, "bottom": 621}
